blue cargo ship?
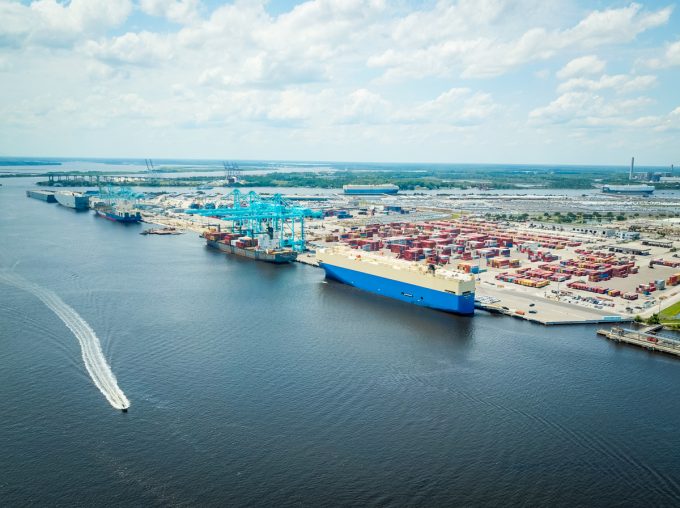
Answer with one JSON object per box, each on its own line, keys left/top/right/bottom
{"left": 316, "top": 248, "right": 475, "bottom": 315}
{"left": 94, "top": 205, "right": 142, "bottom": 223}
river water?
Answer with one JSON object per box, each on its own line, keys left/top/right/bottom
{"left": 1, "top": 177, "right": 679, "bottom": 506}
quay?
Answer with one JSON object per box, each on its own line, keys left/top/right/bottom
{"left": 597, "top": 327, "right": 680, "bottom": 357}
{"left": 140, "top": 227, "right": 183, "bottom": 236}
{"left": 296, "top": 253, "right": 320, "bottom": 267}
{"left": 475, "top": 285, "right": 631, "bottom": 325}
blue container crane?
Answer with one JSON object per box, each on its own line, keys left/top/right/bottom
{"left": 96, "top": 182, "right": 145, "bottom": 206}
{"left": 185, "top": 190, "right": 321, "bottom": 252}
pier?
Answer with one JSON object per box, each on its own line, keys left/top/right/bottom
{"left": 597, "top": 327, "right": 680, "bottom": 357}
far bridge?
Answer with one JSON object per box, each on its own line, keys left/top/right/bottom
{"left": 46, "top": 174, "right": 151, "bottom": 186}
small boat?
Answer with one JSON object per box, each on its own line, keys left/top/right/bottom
{"left": 121, "top": 408, "right": 128, "bottom": 413}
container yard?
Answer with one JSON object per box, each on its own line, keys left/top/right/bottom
{"left": 308, "top": 205, "right": 680, "bottom": 325}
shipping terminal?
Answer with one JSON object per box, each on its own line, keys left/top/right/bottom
{"left": 24, "top": 174, "right": 680, "bottom": 333}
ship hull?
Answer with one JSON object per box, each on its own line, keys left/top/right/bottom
{"left": 343, "top": 189, "right": 399, "bottom": 195}
{"left": 603, "top": 190, "right": 654, "bottom": 195}
{"left": 604, "top": 191, "right": 653, "bottom": 196}
{"left": 94, "top": 209, "right": 142, "bottom": 223}
{"left": 320, "top": 262, "right": 475, "bottom": 315}
{"left": 55, "top": 192, "right": 90, "bottom": 210}
{"left": 602, "top": 185, "right": 654, "bottom": 195}
{"left": 26, "top": 190, "right": 57, "bottom": 202}
{"left": 207, "top": 240, "right": 297, "bottom": 264}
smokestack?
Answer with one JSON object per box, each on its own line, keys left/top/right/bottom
{"left": 630, "top": 157, "right": 635, "bottom": 180}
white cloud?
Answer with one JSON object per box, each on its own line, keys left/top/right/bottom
{"left": 0, "top": 0, "right": 677, "bottom": 163}
{"left": 0, "top": 0, "right": 132, "bottom": 47}
{"left": 556, "top": 55, "right": 606, "bottom": 79}
{"left": 561, "top": 3, "right": 672, "bottom": 47}
{"left": 139, "top": 0, "right": 201, "bottom": 24}
{"left": 396, "top": 88, "right": 498, "bottom": 125}
{"left": 339, "top": 89, "right": 391, "bottom": 124}
{"left": 557, "top": 74, "right": 656, "bottom": 94}
{"left": 647, "top": 40, "right": 680, "bottom": 69}
{"left": 653, "top": 105, "right": 680, "bottom": 132}
{"left": 196, "top": 56, "right": 326, "bottom": 88}
{"left": 82, "top": 32, "right": 173, "bottom": 66}
{"left": 369, "top": 2, "right": 671, "bottom": 80}
{"left": 167, "top": 0, "right": 387, "bottom": 88}
{"left": 529, "top": 90, "right": 657, "bottom": 128}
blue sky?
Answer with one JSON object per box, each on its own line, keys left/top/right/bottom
{"left": 0, "top": 0, "right": 678, "bottom": 164}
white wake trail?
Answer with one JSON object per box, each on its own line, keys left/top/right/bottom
{"left": 1, "top": 272, "right": 130, "bottom": 410}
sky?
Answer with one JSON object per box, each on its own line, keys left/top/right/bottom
{"left": 0, "top": 0, "right": 679, "bottom": 165}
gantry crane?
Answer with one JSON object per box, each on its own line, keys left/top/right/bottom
{"left": 185, "top": 189, "right": 321, "bottom": 252}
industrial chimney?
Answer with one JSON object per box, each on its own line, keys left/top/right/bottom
{"left": 629, "top": 157, "right": 635, "bottom": 180}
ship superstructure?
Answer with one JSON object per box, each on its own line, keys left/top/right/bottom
{"left": 316, "top": 247, "right": 476, "bottom": 315}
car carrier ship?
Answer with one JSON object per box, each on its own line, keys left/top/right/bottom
{"left": 316, "top": 247, "right": 475, "bottom": 315}
{"left": 55, "top": 190, "right": 90, "bottom": 210}
{"left": 343, "top": 184, "right": 399, "bottom": 195}
{"left": 203, "top": 230, "right": 297, "bottom": 263}
{"left": 601, "top": 184, "right": 654, "bottom": 195}
{"left": 26, "top": 189, "right": 57, "bottom": 202}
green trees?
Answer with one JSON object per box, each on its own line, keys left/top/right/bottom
{"left": 646, "top": 313, "right": 661, "bottom": 325}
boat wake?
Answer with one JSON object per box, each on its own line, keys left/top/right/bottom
{"left": 0, "top": 272, "right": 130, "bottom": 411}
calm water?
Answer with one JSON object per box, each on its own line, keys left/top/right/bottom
{"left": 1, "top": 178, "right": 679, "bottom": 507}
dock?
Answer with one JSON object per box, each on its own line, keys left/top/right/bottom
{"left": 140, "top": 227, "right": 183, "bottom": 236}
{"left": 296, "top": 253, "right": 319, "bottom": 267}
{"left": 475, "top": 285, "right": 631, "bottom": 325}
{"left": 597, "top": 327, "right": 680, "bottom": 357}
